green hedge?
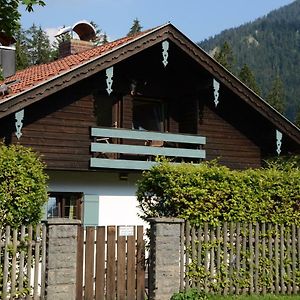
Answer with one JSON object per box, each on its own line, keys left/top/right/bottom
{"left": 0, "top": 143, "right": 48, "bottom": 228}
{"left": 136, "top": 158, "right": 300, "bottom": 225}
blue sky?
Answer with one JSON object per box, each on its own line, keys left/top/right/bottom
{"left": 20, "top": 0, "right": 295, "bottom": 43}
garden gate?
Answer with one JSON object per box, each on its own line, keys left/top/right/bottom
{"left": 76, "top": 225, "right": 145, "bottom": 300}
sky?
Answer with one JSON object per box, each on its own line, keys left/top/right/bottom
{"left": 20, "top": 0, "right": 295, "bottom": 44}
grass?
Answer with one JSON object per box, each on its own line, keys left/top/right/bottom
{"left": 207, "top": 295, "right": 300, "bottom": 300}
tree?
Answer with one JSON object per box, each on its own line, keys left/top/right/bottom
{"left": 266, "top": 74, "right": 286, "bottom": 114}
{"left": 0, "top": 144, "right": 48, "bottom": 228}
{"left": 238, "top": 64, "right": 261, "bottom": 95}
{"left": 127, "top": 18, "right": 142, "bottom": 36}
{"left": 0, "top": 0, "right": 45, "bottom": 38}
{"left": 295, "top": 106, "right": 300, "bottom": 128}
{"left": 15, "top": 28, "right": 29, "bottom": 70}
{"left": 90, "top": 20, "right": 108, "bottom": 46}
{"left": 26, "top": 24, "right": 52, "bottom": 65}
{"left": 213, "top": 41, "right": 235, "bottom": 72}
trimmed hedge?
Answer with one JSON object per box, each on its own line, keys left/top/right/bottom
{"left": 136, "top": 158, "right": 300, "bottom": 225}
{"left": 0, "top": 143, "right": 48, "bottom": 228}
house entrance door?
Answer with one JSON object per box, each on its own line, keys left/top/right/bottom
{"left": 76, "top": 225, "right": 145, "bottom": 300}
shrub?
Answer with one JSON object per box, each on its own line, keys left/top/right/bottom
{"left": 0, "top": 143, "right": 48, "bottom": 228}
{"left": 171, "top": 288, "right": 208, "bottom": 300}
{"left": 136, "top": 158, "right": 300, "bottom": 225}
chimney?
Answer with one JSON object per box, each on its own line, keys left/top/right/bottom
{"left": 0, "top": 33, "right": 16, "bottom": 79}
{"left": 58, "top": 39, "right": 94, "bottom": 58}
{"left": 56, "top": 20, "right": 97, "bottom": 58}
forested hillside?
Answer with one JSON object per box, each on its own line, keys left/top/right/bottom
{"left": 198, "top": 0, "right": 300, "bottom": 122}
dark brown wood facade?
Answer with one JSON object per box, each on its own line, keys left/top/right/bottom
{"left": 1, "top": 28, "right": 299, "bottom": 171}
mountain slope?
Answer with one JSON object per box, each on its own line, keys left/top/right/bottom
{"left": 198, "top": 0, "right": 300, "bottom": 121}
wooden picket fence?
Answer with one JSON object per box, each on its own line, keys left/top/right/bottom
{"left": 0, "top": 224, "right": 46, "bottom": 299}
{"left": 76, "top": 225, "right": 145, "bottom": 300}
{"left": 185, "top": 222, "right": 300, "bottom": 295}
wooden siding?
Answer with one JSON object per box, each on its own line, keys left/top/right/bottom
{"left": 10, "top": 86, "right": 98, "bottom": 171}
{"left": 198, "top": 105, "right": 261, "bottom": 169}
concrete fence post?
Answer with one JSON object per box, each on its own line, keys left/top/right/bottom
{"left": 44, "top": 218, "right": 81, "bottom": 300}
{"left": 148, "top": 217, "right": 185, "bottom": 300}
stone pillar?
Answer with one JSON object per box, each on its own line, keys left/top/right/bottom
{"left": 44, "top": 218, "right": 81, "bottom": 300}
{"left": 148, "top": 217, "right": 184, "bottom": 300}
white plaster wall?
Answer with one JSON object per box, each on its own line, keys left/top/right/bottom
{"left": 47, "top": 170, "right": 146, "bottom": 226}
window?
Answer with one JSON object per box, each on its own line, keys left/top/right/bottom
{"left": 132, "top": 98, "right": 164, "bottom": 132}
{"left": 47, "top": 192, "right": 82, "bottom": 220}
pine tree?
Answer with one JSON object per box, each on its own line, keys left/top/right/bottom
{"left": 127, "top": 18, "right": 142, "bottom": 37}
{"left": 90, "top": 21, "right": 108, "bottom": 46}
{"left": 238, "top": 64, "right": 261, "bottom": 95}
{"left": 15, "top": 28, "right": 29, "bottom": 70}
{"left": 26, "top": 24, "right": 52, "bottom": 65}
{"left": 213, "top": 41, "right": 235, "bottom": 73}
{"left": 295, "top": 107, "right": 300, "bottom": 128}
{"left": 266, "top": 75, "right": 286, "bottom": 114}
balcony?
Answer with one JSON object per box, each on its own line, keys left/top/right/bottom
{"left": 90, "top": 127, "right": 206, "bottom": 171}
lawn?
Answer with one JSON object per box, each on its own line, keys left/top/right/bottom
{"left": 207, "top": 295, "right": 300, "bottom": 300}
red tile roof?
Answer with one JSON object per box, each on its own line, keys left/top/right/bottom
{"left": 0, "top": 31, "right": 148, "bottom": 99}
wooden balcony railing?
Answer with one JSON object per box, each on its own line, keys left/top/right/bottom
{"left": 90, "top": 127, "right": 206, "bottom": 170}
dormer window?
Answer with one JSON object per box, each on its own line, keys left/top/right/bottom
{"left": 132, "top": 98, "right": 164, "bottom": 132}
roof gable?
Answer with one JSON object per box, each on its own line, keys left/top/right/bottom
{"left": 0, "top": 23, "right": 299, "bottom": 145}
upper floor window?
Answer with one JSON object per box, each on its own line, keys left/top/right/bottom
{"left": 132, "top": 98, "right": 164, "bottom": 132}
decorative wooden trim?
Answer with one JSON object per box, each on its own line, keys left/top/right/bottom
{"left": 213, "top": 79, "right": 220, "bottom": 107}
{"left": 15, "top": 109, "right": 24, "bottom": 139}
{"left": 106, "top": 66, "right": 114, "bottom": 95}
{"left": 162, "top": 40, "right": 169, "bottom": 67}
{"left": 276, "top": 130, "right": 283, "bottom": 155}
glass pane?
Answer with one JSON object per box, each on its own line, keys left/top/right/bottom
{"left": 64, "top": 196, "right": 77, "bottom": 219}
{"left": 133, "top": 100, "right": 163, "bottom": 131}
{"left": 47, "top": 197, "right": 59, "bottom": 218}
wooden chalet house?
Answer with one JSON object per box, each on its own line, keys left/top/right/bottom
{"left": 0, "top": 23, "right": 300, "bottom": 226}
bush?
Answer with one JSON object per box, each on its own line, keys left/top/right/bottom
{"left": 171, "top": 288, "right": 208, "bottom": 300}
{"left": 136, "top": 158, "right": 300, "bottom": 225}
{"left": 0, "top": 143, "right": 48, "bottom": 228}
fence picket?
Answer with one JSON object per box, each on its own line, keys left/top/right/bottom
{"left": 26, "top": 225, "right": 33, "bottom": 300}
{"left": 127, "top": 228, "right": 135, "bottom": 300}
{"left": 197, "top": 224, "right": 202, "bottom": 292}
{"left": 19, "top": 226, "right": 26, "bottom": 293}
{"left": 11, "top": 228, "right": 18, "bottom": 297}
{"left": 136, "top": 226, "right": 145, "bottom": 300}
{"left": 204, "top": 223, "right": 209, "bottom": 294}
{"left": 262, "top": 223, "right": 266, "bottom": 295}
{"left": 85, "top": 227, "right": 95, "bottom": 299}
{"left": 209, "top": 226, "right": 215, "bottom": 292}
{"left": 76, "top": 226, "right": 84, "bottom": 300}
{"left": 117, "top": 227, "right": 126, "bottom": 300}
{"left": 107, "top": 226, "right": 116, "bottom": 300}
{"left": 33, "top": 224, "right": 41, "bottom": 300}
{"left": 242, "top": 223, "right": 247, "bottom": 295}
{"left": 274, "top": 224, "right": 279, "bottom": 294}
{"left": 185, "top": 222, "right": 191, "bottom": 289}
{"left": 249, "top": 223, "right": 254, "bottom": 295}
{"left": 229, "top": 222, "right": 234, "bottom": 294}
{"left": 41, "top": 224, "right": 47, "bottom": 300}
{"left": 223, "top": 222, "right": 228, "bottom": 295}
{"left": 292, "top": 224, "right": 297, "bottom": 294}
{"left": 287, "top": 228, "right": 292, "bottom": 294}
{"left": 268, "top": 224, "right": 273, "bottom": 293}
{"left": 216, "top": 225, "right": 221, "bottom": 294}
{"left": 95, "top": 227, "right": 105, "bottom": 300}
{"left": 254, "top": 223, "right": 259, "bottom": 294}
{"left": 191, "top": 227, "right": 196, "bottom": 289}
{"left": 3, "top": 226, "right": 10, "bottom": 299}
{"left": 280, "top": 225, "right": 285, "bottom": 294}
{"left": 236, "top": 223, "right": 241, "bottom": 295}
